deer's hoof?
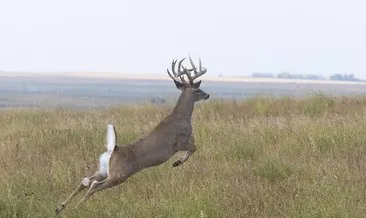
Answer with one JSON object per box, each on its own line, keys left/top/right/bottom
{"left": 173, "top": 160, "right": 182, "bottom": 167}
{"left": 55, "top": 205, "right": 64, "bottom": 215}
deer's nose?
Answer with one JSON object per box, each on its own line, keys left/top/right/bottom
{"left": 204, "top": 95, "right": 210, "bottom": 100}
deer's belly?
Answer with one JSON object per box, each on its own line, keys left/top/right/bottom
{"left": 139, "top": 147, "right": 175, "bottom": 168}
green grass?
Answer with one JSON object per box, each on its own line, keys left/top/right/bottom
{"left": 1, "top": 95, "right": 366, "bottom": 217}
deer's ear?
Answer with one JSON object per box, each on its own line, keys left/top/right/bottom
{"left": 174, "top": 80, "right": 184, "bottom": 90}
{"left": 193, "top": 80, "right": 201, "bottom": 89}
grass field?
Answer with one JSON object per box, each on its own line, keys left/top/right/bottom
{"left": 1, "top": 94, "right": 366, "bottom": 217}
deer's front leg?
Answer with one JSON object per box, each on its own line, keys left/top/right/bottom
{"left": 173, "top": 136, "right": 196, "bottom": 167}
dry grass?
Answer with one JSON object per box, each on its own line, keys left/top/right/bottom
{"left": 1, "top": 94, "right": 366, "bottom": 217}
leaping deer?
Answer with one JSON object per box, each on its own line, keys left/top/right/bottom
{"left": 55, "top": 57, "right": 210, "bottom": 215}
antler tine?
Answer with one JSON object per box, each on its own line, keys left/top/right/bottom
{"left": 167, "top": 59, "right": 180, "bottom": 81}
{"left": 168, "top": 58, "right": 190, "bottom": 85}
{"left": 176, "top": 58, "right": 186, "bottom": 77}
{"left": 188, "top": 56, "right": 198, "bottom": 74}
{"left": 171, "top": 59, "right": 178, "bottom": 76}
{"left": 167, "top": 68, "right": 175, "bottom": 81}
{"left": 187, "top": 56, "right": 207, "bottom": 82}
{"left": 177, "top": 58, "right": 190, "bottom": 85}
{"left": 199, "top": 58, "right": 206, "bottom": 73}
{"left": 181, "top": 66, "right": 194, "bottom": 84}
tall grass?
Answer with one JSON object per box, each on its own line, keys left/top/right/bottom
{"left": 1, "top": 95, "right": 366, "bottom": 217}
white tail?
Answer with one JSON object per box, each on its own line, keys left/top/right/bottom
{"left": 98, "top": 125, "right": 116, "bottom": 177}
{"left": 81, "top": 125, "right": 116, "bottom": 187}
{"left": 106, "top": 124, "right": 116, "bottom": 152}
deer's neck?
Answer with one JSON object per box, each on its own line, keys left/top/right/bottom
{"left": 172, "top": 90, "right": 194, "bottom": 118}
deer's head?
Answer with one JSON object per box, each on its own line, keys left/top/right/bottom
{"left": 167, "top": 57, "right": 210, "bottom": 102}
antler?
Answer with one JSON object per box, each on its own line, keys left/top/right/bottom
{"left": 167, "top": 58, "right": 190, "bottom": 85}
{"left": 167, "top": 56, "right": 207, "bottom": 85}
{"left": 181, "top": 56, "right": 207, "bottom": 84}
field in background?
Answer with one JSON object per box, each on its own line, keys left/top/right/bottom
{"left": 1, "top": 76, "right": 366, "bottom": 108}
{"left": 0, "top": 95, "right": 366, "bottom": 217}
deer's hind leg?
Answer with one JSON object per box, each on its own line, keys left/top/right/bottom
{"left": 173, "top": 136, "right": 196, "bottom": 167}
{"left": 73, "top": 176, "right": 123, "bottom": 210}
{"left": 74, "top": 150, "right": 134, "bottom": 209}
{"left": 55, "top": 171, "right": 106, "bottom": 215}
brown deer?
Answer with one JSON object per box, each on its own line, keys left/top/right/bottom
{"left": 55, "top": 57, "right": 210, "bottom": 215}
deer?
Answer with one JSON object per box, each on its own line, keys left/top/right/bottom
{"left": 55, "top": 57, "right": 210, "bottom": 215}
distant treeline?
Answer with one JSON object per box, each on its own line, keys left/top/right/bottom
{"left": 251, "top": 72, "right": 362, "bottom": 81}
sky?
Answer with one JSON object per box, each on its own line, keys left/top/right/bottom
{"left": 0, "top": 0, "right": 365, "bottom": 78}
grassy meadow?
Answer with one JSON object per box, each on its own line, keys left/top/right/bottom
{"left": 1, "top": 94, "right": 366, "bottom": 217}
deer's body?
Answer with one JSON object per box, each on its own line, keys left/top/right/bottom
{"left": 56, "top": 57, "right": 209, "bottom": 215}
{"left": 134, "top": 90, "right": 196, "bottom": 166}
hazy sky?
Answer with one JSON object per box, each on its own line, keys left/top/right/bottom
{"left": 0, "top": 0, "right": 365, "bottom": 78}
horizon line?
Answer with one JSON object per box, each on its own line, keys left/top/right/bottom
{"left": 1, "top": 71, "right": 365, "bottom": 85}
